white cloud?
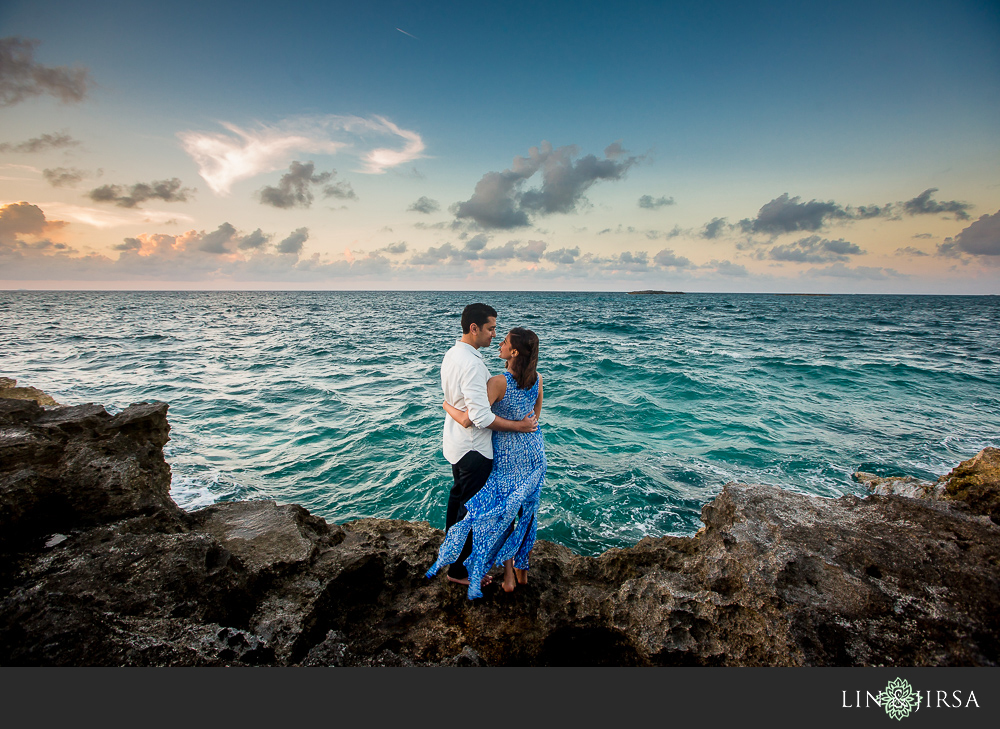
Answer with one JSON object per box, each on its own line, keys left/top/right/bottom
{"left": 351, "top": 115, "right": 426, "bottom": 174}
{"left": 40, "top": 202, "right": 194, "bottom": 228}
{"left": 178, "top": 115, "right": 425, "bottom": 195}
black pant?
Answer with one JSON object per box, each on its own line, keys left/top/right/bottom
{"left": 446, "top": 450, "right": 493, "bottom": 579}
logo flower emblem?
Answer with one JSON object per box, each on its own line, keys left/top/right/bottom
{"left": 877, "top": 678, "right": 921, "bottom": 720}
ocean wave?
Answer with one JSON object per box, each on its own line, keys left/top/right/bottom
{"left": 4, "top": 290, "right": 998, "bottom": 556}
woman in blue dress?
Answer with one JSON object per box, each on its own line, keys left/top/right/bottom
{"left": 426, "top": 327, "right": 546, "bottom": 599}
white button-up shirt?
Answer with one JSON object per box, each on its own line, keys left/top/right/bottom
{"left": 441, "top": 340, "right": 496, "bottom": 464}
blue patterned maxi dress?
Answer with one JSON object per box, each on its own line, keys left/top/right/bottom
{"left": 426, "top": 370, "right": 546, "bottom": 599}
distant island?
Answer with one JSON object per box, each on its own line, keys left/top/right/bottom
{"left": 626, "top": 290, "right": 684, "bottom": 295}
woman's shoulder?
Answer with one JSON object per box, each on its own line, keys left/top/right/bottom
{"left": 488, "top": 372, "right": 508, "bottom": 394}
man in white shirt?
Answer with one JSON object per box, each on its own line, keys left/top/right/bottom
{"left": 440, "top": 303, "right": 537, "bottom": 585}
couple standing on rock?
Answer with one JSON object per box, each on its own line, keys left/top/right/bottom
{"left": 425, "top": 303, "right": 546, "bottom": 599}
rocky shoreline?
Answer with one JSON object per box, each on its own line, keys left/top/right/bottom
{"left": 1, "top": 380, "right": 998, "bottom": 666}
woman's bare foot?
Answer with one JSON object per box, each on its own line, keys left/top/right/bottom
{"left": 514, "top": 567, "right": 528, "bottom": 585}
{"left": 502, "top": 560, "right": 516, "bottom": 592}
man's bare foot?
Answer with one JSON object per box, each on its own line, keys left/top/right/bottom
{"left": 447, "top": 574, "right": 493, "bottom": 587}
{"left": 514, "top": 567, "right": 528, "bottom": 585}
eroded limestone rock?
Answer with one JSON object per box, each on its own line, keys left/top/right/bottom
{"left": 1, "top": 381, "right": 997, "bottom": 666}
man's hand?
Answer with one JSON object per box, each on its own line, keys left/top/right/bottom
{"left": 517, "top": 413, "right": 538, "bottom": 433}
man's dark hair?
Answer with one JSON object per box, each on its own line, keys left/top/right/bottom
{"left": 461, "top": 303, "right": 497, "bottom": 333}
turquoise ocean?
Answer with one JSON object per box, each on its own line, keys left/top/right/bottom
{"left": 3, "top": 291, "right": 998, "bottom": 556}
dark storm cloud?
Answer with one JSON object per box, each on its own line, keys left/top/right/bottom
{"left": 903, "top": 188, "right": 971, "bottom": 220}
{"left": 638, "top": 194, "right": 674, "bottom": 210}
{"left": 258, "top": 161, "right": 333, "bottom": 209}
{"left": 42, "top": 167, "right": 85, "bottom": 187}
{"left": 237, "top": 228, "right": 271, "bottom": 250}
{"left": 88, "top": 178, "right": 194, "bottom": 208}
{"left": 0, "top": 131, "right": 80, "bottom": 153}
{"left": 453, "top": 141, "right": 640, "bottom": 229}
{"left": 761, "top": 235, "right": 863, "bottom": 263}
{"left": 408, "top": 196, "right": 440, "bottom": 214}
{"left": 0, "top": 37, "right": 91, "bottom": 107}
{"left": 277, "top": 227, "right": 309, "bottom": 254}
{"left": 954, "top": 210, "right": 1000, "bottom": 255}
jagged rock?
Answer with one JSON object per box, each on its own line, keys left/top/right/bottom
{"left": 854, "top": 447, "right": 1000, "bottom": 526}
{"left": 0, "top": 382, "right": 998, "bottom": 666}
{"left": 938, "top": 447, "right": 1000, "bottom": 525}
{"left": 0, "top": 378, "right": 60, "bottom": 407}
{"left": 0, "top": 398, "right": 177, "bottom": 553}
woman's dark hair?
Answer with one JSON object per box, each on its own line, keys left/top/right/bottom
{"left": 507, "top": 327, "right": 539, "bottom": 390}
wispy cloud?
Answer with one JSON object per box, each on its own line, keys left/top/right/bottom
{"left": 0, "top": 130, "right": 80, "bottom": 153}
{"left": 41, "top": 202, "right": 194, "bottom": 228}
{"left": 352, "top": 115, "right": 426, "bottom": 174}
{"left": 42, "top": 167, "right": 86, "bottom": 188}
{"left": 806, "top": 263, "right": 902, "bottom": 280}
{"left": 0, "top": 37, "right": 90, "bottom": 107}
{"left": 637, "top": 194, "right": 674, "bottom": 210}
{"left": 179, "top": 115, "right": 424, "bottom": 195}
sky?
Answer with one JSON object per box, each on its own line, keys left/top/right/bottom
{"left": 1, "top": 0, "right": 998, "bottom": 293}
